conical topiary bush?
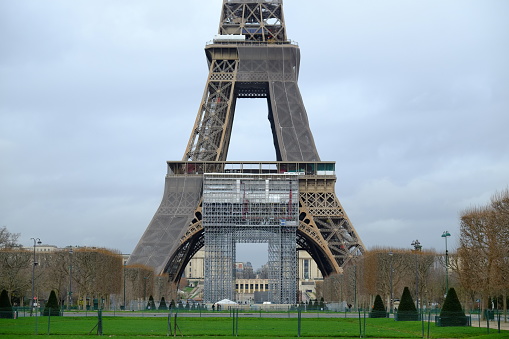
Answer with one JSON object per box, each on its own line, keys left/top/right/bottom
{"left": 437, "top": 287, "right": 469, "bottom": 326}
{"left": 43, "top": 290, "right": 61, "bottom": 316}
{"left": 369, "top": 294, "right": 386, "bottom": 318}
{"left": 146, "top": 295, "right": 156, "bottom": 310}
{"left": 0, "top": 289, "right": 14, "bottom": 319}
{"left": 395, "top": 287, "right": 418, "bottom": 321}
{"left": 158, "top": 297, "right": 168, "bottom": 310}
{"left": 441, "top": 288, "right": 465, "bottom": 316}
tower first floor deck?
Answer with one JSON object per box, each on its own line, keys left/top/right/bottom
{"left": 167, "top": 161, "right": 336, "bottom": 177}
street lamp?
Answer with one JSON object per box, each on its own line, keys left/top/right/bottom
{"left": 388, "top": 251, "right": 394, "bottom": 314}
{"left": 123, "top": 261, "right": 126, "bottom": 311}
{"left": 353, "top": 264, "right": 357, "bottom": 311}
{"left": 68, "top": 246, "right": 74, "bottom": 310}
{"left": 411, "top": 240, "right": 422, "bottom": 311}
{"left": 143, "top": 276, "right": 148, "bottom": 310}
{"left": 30, "top": 237, "right": 42, "bottom": 316}
{"left": 441, "top": 231, "right": 451, "bottom": 295}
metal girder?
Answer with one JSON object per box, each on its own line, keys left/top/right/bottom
{"left": 220, "top": 0, "right": 286, "bottom": 43}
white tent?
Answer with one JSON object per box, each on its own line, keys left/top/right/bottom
{"left": 215, "top": 299, "right": 237, "bottom": 305}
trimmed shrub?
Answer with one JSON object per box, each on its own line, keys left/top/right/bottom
{"left": 43, "top": 290, "right": 61, "bottom": 316}
{"left": 370, "top": 294, "right": 386, "bottom": 318}
{"left": 398, "top": 287, "right": 417, "bottom": 312}
{"left": 440, "top": 287, "right": 465, "bottom": 316}
{"left": 158, "top": 297, "right": 168, "bottom": 310}
{"left": 146, "top": 295, "right": 156, "bottom": 310}
{"left": 395, "top": 287, "right": 418, "bottom": 321}
{"left": 0, "top": 289, "right": 14, "bottom": 319}
{"left": 436, "top": 287, "right": 469, "bottom": 326}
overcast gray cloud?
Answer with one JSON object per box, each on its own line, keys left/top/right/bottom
{"left": 1, "top": 0, "right": 508, "bottom": 268}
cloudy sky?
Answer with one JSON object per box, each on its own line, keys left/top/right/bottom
{"left": 1, "top": 0, "right": 508, "bottom": 268}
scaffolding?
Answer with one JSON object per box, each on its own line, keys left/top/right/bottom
{"left": 203, "top": 173, "right": 298, "bottom": 304}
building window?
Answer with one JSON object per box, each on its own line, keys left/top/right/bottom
{"left": 303, "top": 259, "right": 309, "bottom": 279}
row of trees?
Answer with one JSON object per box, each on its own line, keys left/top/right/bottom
{"left": 317, "top": 248, "right": 447, "bottom": 311}
{"left": 0, "top": 234, "right": 177, "bottom": 310}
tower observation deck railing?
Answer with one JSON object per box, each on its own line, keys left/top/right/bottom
{"left": 206, "top": 40, "right": 298, "bottom": 46}
{"left": 226, "top": 0, "right": 282, "bottom": 4}
{"left": 167, "top": 161, "right": 336, "bottom": 177}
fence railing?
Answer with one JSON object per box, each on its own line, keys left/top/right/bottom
{"left": 1, "top": 307, "right": 506, "bottom": 338}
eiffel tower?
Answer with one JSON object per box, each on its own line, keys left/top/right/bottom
{"left": 128, "top": 0, "right": 365, "bottom": 293}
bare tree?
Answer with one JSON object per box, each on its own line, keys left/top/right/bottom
{"left": 70, "top": 247, "right": 122, "bottom": 309}
{"left": 0, "top": 227, "right": 20, "bottom": 249}
{"left": 0, "top": 248, "right": 31, "bottom": 304}
{"left": 322, "top": 247, "right": 438, "bottom": 312}
{"left": 458, "top": 189, "right": 509, "bottom": 319}
{"left": 39, "top": 250, "right": 70, "bottom": 305}
{"left": 154, "top": 274, "right": 177, "bottom": 304}
{"left": 124, "top": 265, "right": 154, "bottom": 309}
{"left": 490, "top": 189, "right": 509, "bottom": 318}
{"left": 356, "top": 248, "right": 437, "bottom": 309}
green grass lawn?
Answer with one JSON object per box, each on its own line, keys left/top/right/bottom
{"left": 0, "top": 315, "right": 506, "bottom": 338}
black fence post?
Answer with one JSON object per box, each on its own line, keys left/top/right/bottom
{"left": 358, "top": 309, "right": 362, "bottom": 338}
{"left": 167, "top": 313, "right": 172, "bottom": 336}
{"left": 297, "top": 309, "right": 301, "bottom": 337}
{"left": 236, "top": 309, "right": 239, "bottom": 336}
{"left": 47, "top": 308, "right": 51, "bottom": 335}
{"left": 97, "top": 309, "right": 103, "bottom": 336}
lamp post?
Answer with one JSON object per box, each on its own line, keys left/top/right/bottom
{"left": 411, "top": 240, "right": 422, "bottom": 311}
{"left": 143, "top": 276, "right": 148, "bottom": 310}
{"left": 68, "top": 246, "right": 73, "bottom": 310}
{"left": 30, "top": 237, "right": 42, "bottom": 316}
{"left": 123, "top": 261, "right": 126, "bottom": 311}
{"left": 441, "top": 231, "right": 451, "bottom": 295}
{"left": 353, "top": 264, "right": 357, "bottom": 311}
{"left": 389, "top": 251, "right": 394, "bottom": 314}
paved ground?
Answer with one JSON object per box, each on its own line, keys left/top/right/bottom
{"left": 470, "top": 316, "right": 509, "bottom": 331}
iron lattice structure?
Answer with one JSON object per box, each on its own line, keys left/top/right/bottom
{"left": 128, "top": 0, "right": 365, "bottom": 303}
{"left": 184, "top": 0, "right": 319, "bottom": 162}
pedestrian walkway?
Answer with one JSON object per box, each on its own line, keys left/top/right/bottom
{"left": 470, "top": 315, "right": 509, "bottom": 331}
